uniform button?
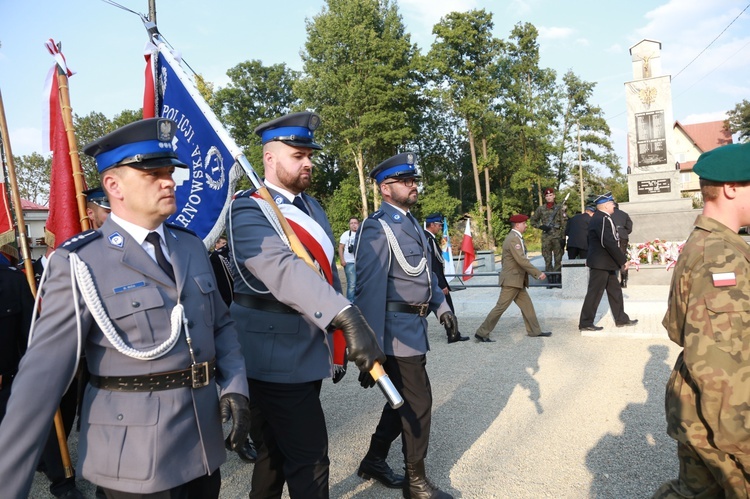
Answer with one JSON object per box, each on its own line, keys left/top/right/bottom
{"left": 314, "top": 311, "right": 322, "bottom": 319}
{"left": 269, "top": 325, "right": 274, "bottom": 330}
{"left": 132, "top": 301, "right": 140, "bottom": 308}
{"left": 188, "top": 320, "right": 195, "bottom": 328}
{"left": 117, "top": 414, "right": 123, "bottom": 421}
{"left": 194, "top": 348, "right": 201, "bottom": 356}
{"left": 180, "top": 294, "right": 187, "bottom": 301}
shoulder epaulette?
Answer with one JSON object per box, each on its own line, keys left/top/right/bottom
{"left": 370, "top": 210, "right": 384, "bottom": 220}
{"left": 59, "top": 230, "right": 102, "bottom": 252}
{"left": 165, "top": 223, "right": 198, "bottom": 237}
{"left": 704, "top": 234, "right": 726, "bottom": 265}
{"left": 233, "top": 188, "right": 259, "bottom": 200}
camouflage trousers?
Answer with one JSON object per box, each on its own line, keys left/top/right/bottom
{"left": 653, "top": 441, "right": 750, "bottom": 498}
{"left": 541, "top": 234, "right": 564, "bottom": 272}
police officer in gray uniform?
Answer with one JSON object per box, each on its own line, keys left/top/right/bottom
{"left": 355, "top": 152, "right": 457, "bottom": 499}
{"left": 0, "top": 118, "right": 251, "bottom": 498}
{"left": 227, "top": 111, "right": 385, "bottom": 498}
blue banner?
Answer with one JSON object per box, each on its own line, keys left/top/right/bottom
{"left": 158, "top": 52, "right": 234, "bottom": 242}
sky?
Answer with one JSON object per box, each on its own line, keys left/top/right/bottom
{"left": 1, "top": 0, "right": 748, "bottom": 175}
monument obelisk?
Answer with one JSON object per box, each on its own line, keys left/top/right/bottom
{"left": 620, "top": 39, "right": 696, "bottom": 242}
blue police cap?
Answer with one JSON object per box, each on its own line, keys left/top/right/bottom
{"left": 82, "top": 186, "right": 110, "bottom": 209}
{"left": 83, "top": 118, "right": 187, "bottom": 174}
{"left": 425, "top": 213, "right": 443, "bottom": 224}
{"left": 693, "top": 143, "right": 750, "bottom": 182}
{"left": 254, "top": 111, "right": 322, "bottom": 150}
{"left": 370, "top": 152, "right": 421, "bottom": 184}
{"left": 594, "top": 192, "right": 614, "bottom": 205}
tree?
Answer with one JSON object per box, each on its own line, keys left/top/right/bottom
{"left": 213, "top": 60, "right": 300, "bottom": 178}
{"left": 12, "top": 153, "right": 51, "bottom": 205}
{"left": 427, "top": 9, "right": 503, "bottom": 246}
{"left": 726, "top": 99, "right": 750, "bottom": 143}
{"left": 297, "top": 0, "right": 422, "bottom": 218}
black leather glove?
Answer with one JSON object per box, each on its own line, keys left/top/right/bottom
{"left": 358, "top": 370, "right": 376, "bottom": 389}
{"left": 332, "top": 364, "right": 347, "bottom": 384}
{"left": 219, "top": 393, "right": 251, "bottom": 451}
{"left": 440, "top": 311, "right": 458, "bottom": 338}
{"left": 539, "top": 224, "right": 551, "bottom": 233}
{"left": 331, "top": 306, "right": 386, "bottom": 373}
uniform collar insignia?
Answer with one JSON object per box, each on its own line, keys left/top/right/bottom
{"left": 274, "top": 195, "right": 284, "bottom": 205}
{"left": 108, "top": 231, "right": 125, "bottom": 248}
{"left": 392, "top": 213, "right": 402, "bottom": 222}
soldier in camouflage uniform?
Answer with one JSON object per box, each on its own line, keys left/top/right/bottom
{"left": 530, "top": 188, "right": 566, "bottom": 285}
{"left": 654, "top": 142, "right": 750, "bottom": 498}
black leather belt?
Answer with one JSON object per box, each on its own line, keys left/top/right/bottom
{"left": 234, "top": 293, "right": 298, "bottom": 315}
{"left": 386, "top": 302, "right": 429, "bottom": 317}
{"left": 90, "top": 358, "right": 216, "bottom": 392}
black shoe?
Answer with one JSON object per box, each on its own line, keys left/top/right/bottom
{"left": 226, "top": 436, "right": 257, "bottom": 463}
{"left": 56, "top": 487, "right": 84, "bottom": 499}
{"left": 616, "top": 319, "right": 638, "bottom": 327}
{"left": 474, "top": 334, "right": 495, "bottom": 343}
{"left": 579, "top": 325, "right": 604, "bottom": 331}
{"left": 447, "top": 332, "right": 470, "bottom": 343}
{"left": 532, "top": 332, "right": 552, "bottom": 337}
{"left": 358, "top": 436, "right": 405, "bottom": 489}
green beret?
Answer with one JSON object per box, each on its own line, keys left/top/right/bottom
{"left": 693, "top": 143, "right": 750, "bottom": 182}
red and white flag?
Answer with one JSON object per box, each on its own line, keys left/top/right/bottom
{"left": 43, "top": 39, "right": 84, "bottom": 248}
{"left": 461, "top": 219, "right": 475, "bottom": 281}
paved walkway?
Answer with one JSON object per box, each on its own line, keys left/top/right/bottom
{"left": 29, "top": 260, "right": 681, "bottom": 498}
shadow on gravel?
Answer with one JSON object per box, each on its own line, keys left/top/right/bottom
{"left": 585, "top": 344, "right": 676, "bottom": 497}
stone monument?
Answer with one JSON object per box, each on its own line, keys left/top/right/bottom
{"left": 619, "top": 39, "right": 697, "bottom": 243}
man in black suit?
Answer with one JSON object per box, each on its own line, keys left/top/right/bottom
{"left": 565, "top": 206, "right": 595, "bottom": 259}
{"left": 423, "top": 213, "right": 468, "bottom": 343}
{"left": 578, "top": 193, "right": 638, "bottom": 332}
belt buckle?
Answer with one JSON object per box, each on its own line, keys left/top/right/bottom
{"left": 417, "top": 304, "right": 428, "bottom": 317}
{"left": 191, "top": 362, "right": 210, "bottom": 389}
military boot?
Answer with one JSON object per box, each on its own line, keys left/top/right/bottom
{"left": 357, "top": 435, "right": 405, "bottom": 488}
{"left": 403, "top": 460, "right": 453, "bottom": 499}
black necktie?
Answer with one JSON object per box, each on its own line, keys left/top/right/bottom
{"left": 145, "top": 232, "right": 175, "bottom": 282}
{"left": 293, "top": 196, "right": 309, "bottom": 215}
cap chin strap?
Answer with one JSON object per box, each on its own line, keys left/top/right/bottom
{"left": 69, "top": 252, "right": 184, "bottom": 360}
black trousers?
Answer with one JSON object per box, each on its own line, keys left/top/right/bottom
{"left": 579, "top": 268, "right": 630, "bottom": 327}
{"left": 371, "top": 354, "right": 432, "bottom": 464}
{"left": 567, "top": 247, "right": 587, "bottom": 260}
{"left": 618, "top": 239, "right": 629, "bottom": 281}
{"left": 248, "top": 378, "right": 329, "bottom": 499}
{"left": 101, "top": 471, "right": 220, "bottom": 499}
{"left": 444, "top": 292, "right": 455, "bottom": 314}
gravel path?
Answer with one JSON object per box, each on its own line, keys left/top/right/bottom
{"left": 29, "top": 276, "right": 680, "bottom": 498}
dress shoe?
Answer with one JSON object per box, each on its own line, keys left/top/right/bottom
{"left": 358, "top": 435, "right": 405, "bottom": 489}
{"left": 616, "top": 319, "right": 639, "bottom": 327}
{"left": 579, "top": 325, "right": 603, "bottom": 331}
{"left": 447, "top": 332, "right": 470, "bottom": 343}
{"left": 474, "top": 334, "right": 495, "bottom": 343}
{"left": 56, "top": 487, "right": 85, "bottom": 499}
{"left": 531, "top": 332, "right": 552, "bottom": 337}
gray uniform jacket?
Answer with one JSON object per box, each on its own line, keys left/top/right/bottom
{"left": 354, "top": 202, "right": 451, "bottom": 357}
{"left": 0, "top": 217, "right": 248, "bottom": 496}
{"left": 227, "top": 188, "right": 349, "bottom": 383}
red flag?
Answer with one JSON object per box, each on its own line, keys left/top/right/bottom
{"left": 143, "top": 44, "right": 156, "bottom": 118}
{"left": 0, "top": 162, "right": 14, "bottom": 248}
{"left": 461, "top": 219, "right": 475, "bottom": 281}
{"left": 43, "top": 40, "right": 83, "bottom": 248}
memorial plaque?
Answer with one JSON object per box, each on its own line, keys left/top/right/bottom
{"left": 637, "top": 178, "right": 671, "bottom": 195}
{"left": 635, "top": 110, "right": 667, "bottom": 166}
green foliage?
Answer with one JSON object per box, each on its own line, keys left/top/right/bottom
{"left": 726, "top": 99, "right": 750, "bottom": 143}
{"left": 11, "top": 152, "right": 51, "bottom": 205}
{"left": 213, "top": 60, "right": 300, "bottom": 173}
{"left": 413, "top": 177, "right": 461, "bottom": 223}
{"left": 325, "top": 173, "right": 364, "bottom": 236}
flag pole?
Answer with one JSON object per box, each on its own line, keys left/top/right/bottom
{"left": 144, "top": 20, "right": 402, "bottom": 409}
{"left": 53, "top": 49, "right": 90, "bottom": 232}
{"left": 0, "top": 86, "right": 74, "bottom": 478}
{"left": 0, "top": 88, "right": 36, "bottom": 293}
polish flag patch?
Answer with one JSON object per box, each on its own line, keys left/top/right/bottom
{"left": 712, "top": 272, "right": 737, "bottom": 287}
